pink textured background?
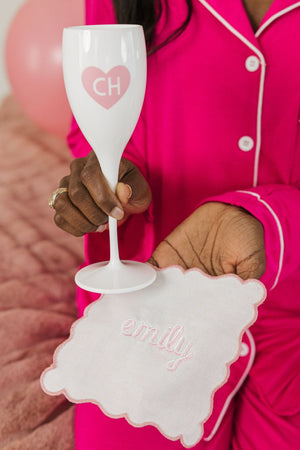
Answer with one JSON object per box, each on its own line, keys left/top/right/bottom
{"left": 0, "top": 96, "right": 83, "bottom": 448}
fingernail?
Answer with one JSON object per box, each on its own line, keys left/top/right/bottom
{"left": 110, "top": 207, "right": 124, "bottom": 220}
{"left": 125, "top": 184, "right": 132, "bottom": 199}
{"left": 97, "top": 224, "right": 108, "bottom": 232}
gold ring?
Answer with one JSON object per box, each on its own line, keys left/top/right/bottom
{"left": 48, "top": 187, "right": 68, "bottom": 209}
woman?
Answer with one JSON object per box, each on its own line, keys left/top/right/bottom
{"left": 51, "top": 0, "right": 300, "bottom": 448}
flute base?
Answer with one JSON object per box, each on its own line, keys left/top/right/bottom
{"left": 75, "top": 260, "right": 157, "bottom": 294}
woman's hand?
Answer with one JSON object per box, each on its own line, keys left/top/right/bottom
{"left": 149, "top": 202, "right": 266, "bottom": 280}
{"left": 52, "top": 151, "right": 152, "bottom": 236}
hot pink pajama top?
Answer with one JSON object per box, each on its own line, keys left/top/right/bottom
{"left": 67, "top": 0, "right": 300, "bottom": 447}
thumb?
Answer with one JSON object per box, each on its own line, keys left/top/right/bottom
{"left": 116, "top": 164, "right": 152, "bottom": 216}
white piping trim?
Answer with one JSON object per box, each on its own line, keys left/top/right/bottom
{"left": 197, "top": 0, "right": 266, "bottom": 187}
{"left": 237, "top": 190, "right": 284, "bottom": 289}
{"left": 255, "top": 3, "right": 300, "bottom": 38}
{"left": 197, "top": 0, "right": 265, "bottom": 58}
{"left": 253, "top": 63, "right": 265, "bottom": 187}
{"left": 203, "top": 330, "right": 256, "bottom": 441}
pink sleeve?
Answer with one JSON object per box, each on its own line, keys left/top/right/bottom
{"left": 199, "top": 185, "right": 300, "bottom": 291}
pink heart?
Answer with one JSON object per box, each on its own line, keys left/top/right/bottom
{"left": 82, "top": 66, "right": 131, "bottom": 109}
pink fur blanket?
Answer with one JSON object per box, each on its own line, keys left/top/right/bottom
{"left": 0, "top": 97, "right": 83, "bottom": 449}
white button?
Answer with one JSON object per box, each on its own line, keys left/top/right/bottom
{"left": 245, "top": 55, "right": 260, "bottom": 72}
{"left": 238, "top": 136, "right": 254, "bottom": 151}
{"left": 240, "top": 343, "right": 249, "bottom": 357}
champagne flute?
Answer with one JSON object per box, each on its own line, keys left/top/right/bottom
{"left": 62, "top": 25, "right": 156, "bottom": 293}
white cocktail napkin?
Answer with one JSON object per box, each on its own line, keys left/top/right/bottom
{"left": 41, "top": 266, "right": 266, "bottom": 447}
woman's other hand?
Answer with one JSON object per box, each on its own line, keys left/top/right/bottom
{"left": 52, "top": 151, "right": 152, "bottom": 236}
{"left": 149, "top": 202, "right": 266, "bottom": 280}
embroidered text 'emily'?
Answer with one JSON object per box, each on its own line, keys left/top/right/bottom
{"left": 121, "top": 319, "right": 194, "bottom": 371}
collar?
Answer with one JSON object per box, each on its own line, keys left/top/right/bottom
{"left": 197, "top": 0, "right": 300, "bottom": 47}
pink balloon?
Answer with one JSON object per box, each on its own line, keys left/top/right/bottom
{"left": 5, "top": 0, "right": 84, "bottom": 138}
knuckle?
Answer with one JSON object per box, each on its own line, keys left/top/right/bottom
{"left": 54, "top": 214, "right": 65, "bottom": 228}
{"left": 87, "top": 150, "right": 98, "bottom": 162}
{"left": 60, "top": 175, "right": 70, "bottom": 187}
{"left": 92, "top": 187, "right": 114, "bottom": 212}
{"left": 70, "top": 159, "right": 77, "bottom": 171}
{"left": 68, "top": 184, "right": 84, "bottom": 205}
{"left": 80, "top": 166, "right": 96, "bottom": 185}
{"left": 70, "top": 157, "right": 84, "bottom": 171}
{"left": 94, "top": 189, "right": 106, "bottom": 205}
{"left": 53, "top": 195, "right": 67, "bottom": 212}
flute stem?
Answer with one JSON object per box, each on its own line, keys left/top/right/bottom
{"left": 108, "top": 216, "right": 122, "bottom": 267}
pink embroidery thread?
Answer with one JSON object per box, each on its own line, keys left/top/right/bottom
{"left": 121, "top": 319, "right": 194, "bottom": 371}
